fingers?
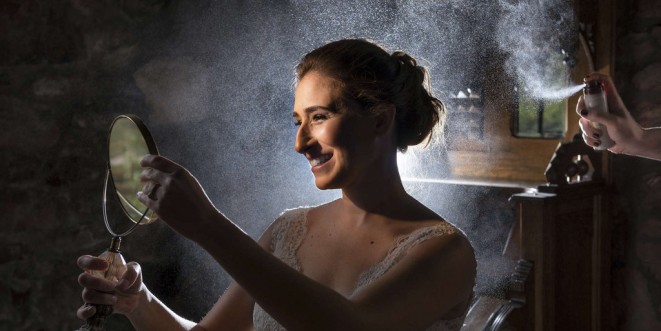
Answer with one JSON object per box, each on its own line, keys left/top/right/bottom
{"left": 140, "top": 181, "right": 161, "bottom": 201}
{"left": 78, "top": 272, "right": 117, "bottom": 293}
{"left": 77, "top": 261, "right": 144, "bottom": 321}
{"left": 579, "top": 118, "right": 602, "bottom": 148}
{"left": 136, "top": 190, "right": 154, "bottom": 208}
{"left": 582, "top": 132, "right": 602, "bottom": 148}
{"left": 140, "top": 154, "right": 181, "bottom": 173}
{"left": 81, "top": 287, "right": 117, "bottom": 306}
{"left": 138, "top": 167, "right": 166, "bottom": 205}
{"left": 139, "top": 155, "right": 183, "bottom": 203}
{"left": 575, "top": 85, "right": 617, "bottom": 127}
{"left": 140, "top": 166, "right": 169, "bottom": 184}
{"left": 78, "top": 255, "right": 109, "bottom": 271}
{"left": 77, "top": 304, "right": 96, "bottom": 320}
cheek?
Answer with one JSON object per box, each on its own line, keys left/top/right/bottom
{"left": 338, "top": 119, "right": 371, "bottom": 148}
{"left": 313, "top": 122, "right": 346, "bottom": 146}
{"left": 311, "top": 125, "right": 331, "bottom": 145}
{"left": 312, "top": 116, "right": 371, "bottom": 151}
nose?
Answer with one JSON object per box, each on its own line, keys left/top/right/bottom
{"left": 294, "top": 123, "right": 312, "bottom": 154}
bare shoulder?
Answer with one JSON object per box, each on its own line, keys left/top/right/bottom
{"left": 400, "top": 217, "right": 477, "bottom": 282}
{"left": 403, "top": 224, "right": 476, "bottom": 298}
{"left": 257, "top": 206, "right": 312, "bottom": 251}
{"left": 411, "top": 227, "right": 475, "bottom": 266}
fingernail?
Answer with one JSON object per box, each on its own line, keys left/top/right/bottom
{"left": 580, "top": 109, "right": 588, "bottom": 116}
{"left": 137, "top": 191, "right": 143, "bottom": 197}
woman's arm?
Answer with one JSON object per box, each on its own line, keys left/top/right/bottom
{"left": 124, "top": 245, "right": 263, "bottom": 331}
{"left": 125, "top": 210, "right": 289, "bottom": 330}
{"left": 77, "top": 257, "right": 197, "bottom": 331}
{"left": 124, "top": 275, "right": 257, "bottom": 331}
{"left": 125, "top": 286, "right": 199, "bottom": 331}
{"left": 77, "top": 224, "right": 270, "bottom": 331}
{"left": 638, "top": 127, "right": 661, "bottom": 161}
{"left": 137, "top": 156, "right": 476, "bottom": 331}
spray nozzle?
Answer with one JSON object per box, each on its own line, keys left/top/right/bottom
{"left": 582, "top": 79, "right": 603, "bottom": 95}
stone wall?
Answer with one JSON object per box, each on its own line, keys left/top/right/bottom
{"left": 611, "top": 0, "right": 661, "bottom": 329}
{"left": 0, "top": 1, "right": 224, "bottom": 330}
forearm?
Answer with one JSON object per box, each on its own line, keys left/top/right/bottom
{"left": 126, "top": 285, "right": 198, "bottom": 331}
{"left": 633, "top": 127, "right": 661, "bottom": 161}
{"left": 195, "top": 213, "right": 367, "bottom": 331}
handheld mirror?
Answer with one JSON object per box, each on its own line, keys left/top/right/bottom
{"left": 77, "top": 114, "right": 158, "bottom": 331}
{"left": 106, "top": 114, "right": 159, "bottom": 231}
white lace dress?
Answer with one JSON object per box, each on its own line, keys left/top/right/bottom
{"left": 252, "top": 207, "right": 470, "bottom": 331}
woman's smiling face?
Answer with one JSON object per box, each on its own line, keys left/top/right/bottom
{"left": 293, "top": 71, "right": 379, "bottom": 190}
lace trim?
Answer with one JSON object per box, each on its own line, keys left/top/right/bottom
{"left": 269, "top": 207, "right": 309, "bottom": 272}
{"left": 254, "top": 208, "right": 309, "bottom": 331}
{"left": 355, "top": 223, "right": 457, "bottom": 290}
{"left": 254, "top": 207, "right": 468, "bottom": 331}
{"left": 354, "top": 222, "right": 466, "bottom": 331}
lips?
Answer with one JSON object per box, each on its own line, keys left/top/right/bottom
{"left": 309, "top": 154, "right": 332, "bottom": 167}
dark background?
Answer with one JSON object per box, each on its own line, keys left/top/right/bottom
{"left": 1, "top": 0, "right": 660, "bottom": 330}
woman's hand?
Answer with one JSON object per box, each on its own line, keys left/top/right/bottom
{"left": 76, "top": 255, "right": 143, "bottom": 319}
{"left": 136, "top": 155, "right": 220, "bottom": 241}
{"left": 576, "top": 72, "right": 645, "bottom": 155}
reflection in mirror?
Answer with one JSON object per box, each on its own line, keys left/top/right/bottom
{"left": 108, "top": 115, "right": 158, "bottom": 225}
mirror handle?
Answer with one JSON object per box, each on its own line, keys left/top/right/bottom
{"left": 77, "top": 237, "right": 127, "bottom": 331}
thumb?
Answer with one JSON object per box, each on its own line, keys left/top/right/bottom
{"left": 116, "top": 262, "right": 142, "bottom": 293}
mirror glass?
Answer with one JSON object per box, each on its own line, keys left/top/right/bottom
{"left": 107, "top": 115, "right": 159, "bottom": 225}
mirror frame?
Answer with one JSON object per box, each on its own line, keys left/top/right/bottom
{"left": 106, "top": 114, "right": 159, "bottom": 228}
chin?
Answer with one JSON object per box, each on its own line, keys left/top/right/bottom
{"left": 313, "top": 181, "right": 335, "bottom": 190}
{"left": 313, "top": 177, "right": 342, "bottom": 191}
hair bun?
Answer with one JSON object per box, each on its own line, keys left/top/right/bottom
{"left": 390, "top": 51, "right": 444, "bottom": 151}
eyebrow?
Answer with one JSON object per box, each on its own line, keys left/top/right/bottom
{"left": 292, "top": 105, "right": 338, "bottom": 118}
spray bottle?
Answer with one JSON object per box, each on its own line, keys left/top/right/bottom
{"left": 582, "top": 79, "right": 615, "bottom": 150}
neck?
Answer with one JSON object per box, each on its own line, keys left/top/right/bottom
{"left": 339, "top": 152, "right": 411, "bottom": 217}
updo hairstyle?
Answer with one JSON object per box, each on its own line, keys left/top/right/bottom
{"left": 295, "top": 39, "right": 445, "bottom": 152}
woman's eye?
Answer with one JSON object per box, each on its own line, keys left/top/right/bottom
{"left": 312, "top": 113, "right": 327, "bottom": 122}
{"left": 293, "top": 120, "right": 302, "bottom": 127}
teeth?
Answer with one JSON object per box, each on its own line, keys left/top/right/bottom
{"left": 310, "top": 154, "right": 331, "bottom": 167}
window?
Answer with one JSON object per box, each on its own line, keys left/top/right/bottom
{"left": 512, "top": 87, "right": 566, "bottom": 139}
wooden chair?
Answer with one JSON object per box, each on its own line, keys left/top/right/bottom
{"left": 462, "top": 135, "right": 612, "bottom": 331}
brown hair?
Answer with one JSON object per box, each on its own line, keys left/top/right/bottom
{"left": 295, "top": 38, "right": 445, "bottom": 152}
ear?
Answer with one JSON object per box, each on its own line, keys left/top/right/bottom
{"left": 373, "top": 103, "right": 396, "bottom": 136}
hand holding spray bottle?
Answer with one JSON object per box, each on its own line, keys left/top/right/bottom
{"left": 582, "top": 78, "right": 615, "bottom": 150}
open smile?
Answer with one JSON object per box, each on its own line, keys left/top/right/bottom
{"left": 309, "top": 154, "right": 332, "bottom": 168}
